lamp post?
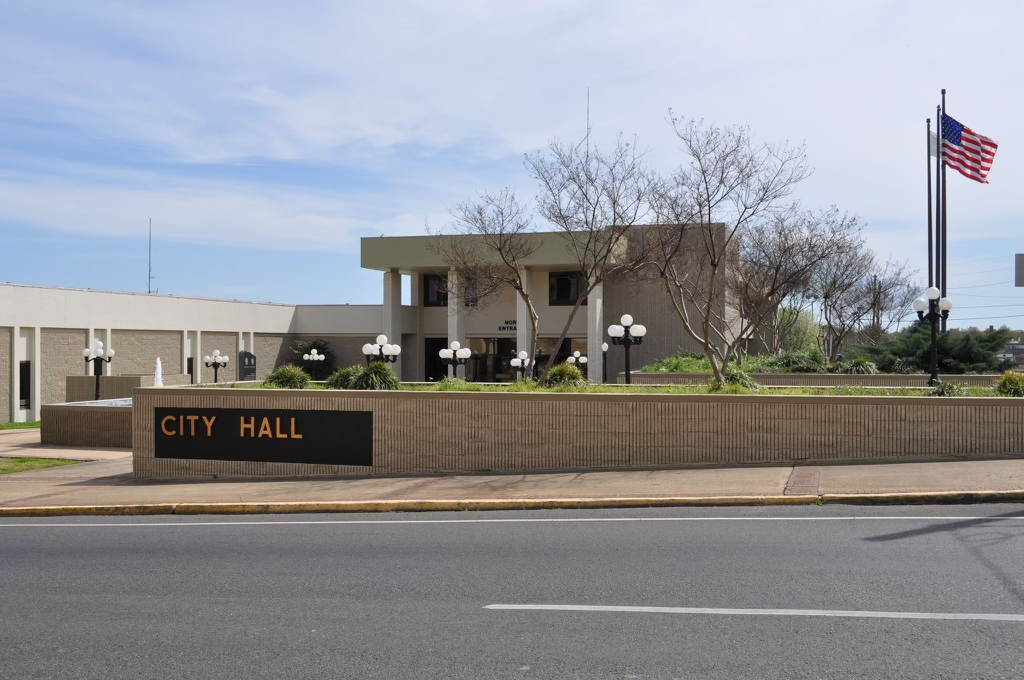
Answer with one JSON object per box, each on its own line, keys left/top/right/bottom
{"left": 82, "top": 340, "right": 115, "bottom": 401}
{"left": 302, "top": 348, "right": 326, "bottom": 376}
{"left": 510, "top": 350, "right": 532, "bottom": 381}
{"left": 362, "top": 334, "right": 402, "bottom": 364}
{"left": 203, "top": 350, "right": 230, "bottom": 383}
{"left": 607, "top": 314, "right": 647, "bottom": 385}
{"left": 439, "top": 341, "right": 472, "bottom": 378}
{"left": 601, "top": 342, "right": 609, "bottom": 384}
{"left": 914, "top": 286, "right": 953, "bottom": 386}
{"left": 566, "top": 350, "right": 588, "bottom": 379}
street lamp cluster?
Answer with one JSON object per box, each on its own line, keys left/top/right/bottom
{"left": 914, "top": 286, "right": 953, "bottom": 385}
{"left": 204, "top": 349, "right": 230, "bottom": 383}
{"left": 82, "top": 340, "right": 115, "bottom": 401}
{"left": 510, "top": 350, "right": 532, "bottom": 380}
{"left": 440, "top": 341, "right": 472, "bottom": 377}
{"left": 362, "top": 334, "right": 401, "bottom": 364}
{"left": 608, "top": 314, "right": 646, "bottom": 384}
{"left": 302, "top": 348, "right": 326, "bottom": 363}
{"left": 566, "top": 351, "right": 587, "bottom": 366}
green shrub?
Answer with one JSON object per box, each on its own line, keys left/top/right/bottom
{"left": 543, "top": 362, "right": 586, "bottom": 388}
{"left": 290, "top": 339, "right": 336, "bottom": 380}
{"left": 709, "top": 366, "right": 760, "bottom": 391}
{"left": 265, "top": 364, "right": 311, "bottom": 389}
{"left": 931, "top": 381, "right": 966, "bottom": 397}
{"left": 326, "top": 365, "right": 363, "bottom": 389}
{"left": 890, "top": 357, "right": 913, "bottom": 374}
{"left": 833, "top": 357, "right": 879, "bottom": 375}
{"left": 773, "top": 350, "right": 827, "bottom": 373}
{"left": 995, "top": 371, "right": 1024, "bottom": 397}
{"left": 350, "top": 361, "right": 401, "bottom": 390}
{"left": 433, "top": 378, "right": 483, "bottom": 392}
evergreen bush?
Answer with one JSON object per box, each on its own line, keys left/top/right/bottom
{"left": 543, "top": 362, "right": 586, "bottom": 388}
{"left": 326, "top": 365, "right": 363, "bottom": 389}
{"left": 709, "top": 366, "right": 760, "bottom": 391}
{"left": 995, "top": 371, "right": 1024, "bottom": 397}
{"left": 265, "top": 364, "right": 311, "bottom": 389}
{"left": 350, "top": 361, "right": 401, "bottom": 390}
{"left": 931, "top": 381, "right": 966, "bottom": 397}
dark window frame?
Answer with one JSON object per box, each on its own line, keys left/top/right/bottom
{"left": 423, "top": 274, "right": 448, "bottom": 307}
{"left": 548, "top": 271, "right": 587, "bottom": 307}
{"left": 18, "top": 360, "right": 30, "bottom": 409}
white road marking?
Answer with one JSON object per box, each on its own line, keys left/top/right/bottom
{"left": 0, "top": 515, "right": 1022, "bottom": 528}
{"left": 484, "top": 604, "right": 1024, "bottom": 622}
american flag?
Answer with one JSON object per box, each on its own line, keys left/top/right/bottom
{"left": 940, "top": 113, "right": 998, "bottom": 183}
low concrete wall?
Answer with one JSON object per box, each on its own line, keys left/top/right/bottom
{"left": 66, "top": 375, "right": 191, "bottom": 402}
{"left": 42, "top": 402, "right": 132, "bottom": 448}
{"left": 619, "top": 372, "right": 1001, "bottom": 387}
{"left": 133, "top": 387, "right": 1024, "bottom": 479}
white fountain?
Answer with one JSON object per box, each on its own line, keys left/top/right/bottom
{"left": 154, "top": 357, "right": 163, "bottom": 387}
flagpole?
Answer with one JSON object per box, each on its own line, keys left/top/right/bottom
{"left": 926, "top": 118, "right": 933, "bottom": 288}
{"left": 940, "top": 88, "right": 948, "bottom": 332}
{"left": 935, "top": 104, "right": 942, "bottom": 298}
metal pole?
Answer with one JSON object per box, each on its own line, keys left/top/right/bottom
{"left": 602, "top": 350, "right": 607, "bottom": 384}
{"left": 926, "top": 118, "right": 933, "bottom": 288}
{"left": 93, "top": 360, "right": 101, "bottom": 401}
{"left": 935, "top": 104, "right": 943, "bottom": 301}
{"left": 940, "top": 89, "right": 948, "bottom": 332}
{"left": 929, "top": 302, "right": 940, "bottom": 385}
{"left": 624, "top": 340, "right": 631, "bottom": 385}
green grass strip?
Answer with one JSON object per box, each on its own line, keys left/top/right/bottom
{"left": 0, "top": 421, "right": 41, "bottom": 430}
{"left": 0, "top": 457, "right": 81, "bottom": 475}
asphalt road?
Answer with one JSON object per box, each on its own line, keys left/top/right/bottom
{"left": 3, "top": 505, "right": 1024, "bottom": 680}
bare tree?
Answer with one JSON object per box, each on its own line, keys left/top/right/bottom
{"left": 427, "top": 189, "right": 541, "bottom": 370}
{"left": 647, "top": 115, "right": 814, "bottom": 382}
{"left": 526, "top": 134, "right": 654, "bottom": 379}
{"left": 810, "top": 244, "right": 918, "bottom": 360}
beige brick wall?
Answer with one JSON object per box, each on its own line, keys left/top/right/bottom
{"left": 254, "top": 334, "right": 296, "bottom": 380}
{"left": 0, "top": 327, "right": 10, "bottom": 423}
{"left": 133, "top": 389, "right": 1024, "bottom": 479}
{"left": 41, "top": 328, "right": 88, "bottom": 405}
{"left": 112, "top": 330, "right": 183, "bottom": 376}
{"left": 200, "top": 332, "right": 238, "bottom": 384}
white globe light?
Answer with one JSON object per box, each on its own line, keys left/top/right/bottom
{"left": 926, "top": 286, "right": 941, "bottom": 301}
{"left": 372, "top": 344, "right": 381, "bottom": 353}
{"left": 601, "top": 342, "right": 608, "bottom": 352}
{"left": 608, "top": 324, "right": 625, "bottom": 338}
{"left": 222, "top": 355, "right": 229, "bottom": 363}
{"left": 382, "top": 343, "right": 394, "bottom": 356}
{"left": 439, "top": 349, "right": 450, "bottom": 359}
{"left": 376, "top": 334, "right": 388, "bottom": 345}
{"left": 203, "top": 356, "right": 211, "bottom": 363}
{"left": 524, "top": 358, "right": 530, "bottom": 366}
{"left": 631, "top": 324, "right": 647, "bottom": 338}
{"left": 95, "top": 340, "right": 103, "bottom": 350}
{"left": 106, "top": 349, "right": 115, "bottom": 358}
{"left": 566, "top": 356, "right": 576, "bottom": 364}
{"left": 362, "top": 343, "right": 373, "bottom": 355}
{"left": 393, "top": 345, "right": 402, "bottom": 356}
{"left": 913, "top": 298, "right": 927, "bottom": 313}
{"left": 460, "top": 348, "right": 472, "bottom": 359}
{"left": 579, "top": 356, "right": 588, "bottom": 364}
{"left": 511, "top": 358, "right": 521, "bottom": 367}
{"left": 303, "top": 354, "right": 311, "bottom": 360}
{"left": 450, "top": 341, "right": 460, "bottom": 351}
{"left": 212, "top": 350, "right": 220, "bottom": 357}
{"left": 82, "top": 348, "right": 91, "bottom": 358}
{"left": 938, "top": 297, "right": 953, "bottom": 311}
{"left": 620, "top": 314, "right": 633, "bottom": 327}
{"left": 573, "top": 351, "right": 581, "bottom": 358}
{"left": 518, "top": 350, "right": 528, "bottom": 360}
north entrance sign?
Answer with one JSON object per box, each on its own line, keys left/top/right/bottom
{"left": 154, "top": 408, "right": 372, "bottom": 466}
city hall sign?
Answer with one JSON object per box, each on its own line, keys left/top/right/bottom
{"left": 154, "top": 408, "right": 372, "bottom": 466}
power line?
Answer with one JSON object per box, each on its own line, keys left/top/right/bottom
{"left": 949, "top": 280, "right": 1014, "bottom": 290}
{"left": 955, "top": 267, "right": 1012, "bottom": 277}
{"left": 950, "top": 254, "right": 1009, "bottom": 267}
{"left": 956, "top": 303, "right": 1024, "bottom": 309}
{"left": 955, "top": 292, "right": 1024, "bottom": 299}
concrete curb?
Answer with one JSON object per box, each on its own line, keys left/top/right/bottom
{"left": 1, "top": 490, "right": 1024, "bottom": 517}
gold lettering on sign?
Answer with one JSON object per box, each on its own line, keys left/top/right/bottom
{"left": 186, "top": 415, "right": 199, "bottom": 436}
{"left": 257, "top": 417, "right": 272, "bottom": 438}
{"left": 178, "top": 416, "right": 184, "bottom": 436}
{"left": 160, "top": 415, "right": 176, "bottom": 436}
{"left": 240, "top": 417, "right": 255, "bottom": 437}
{"left": 275, "top": 417, "right": 288, "bottom": 439}
{"left": 290, "top": 418, "right": 302, "bottom": 439}
{"left": 201, "top": 416, "right": 216, "bottom": 436}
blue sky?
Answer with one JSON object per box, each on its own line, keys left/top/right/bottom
{"left": 1, "top": 1, "right": 1021, "bottom": 328}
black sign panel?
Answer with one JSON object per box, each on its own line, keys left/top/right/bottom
{"left": 238, "top": 351, "right": 257, "bottom": 381}
{"left": 154, "top": 408, "right": 372, "bottom": 466}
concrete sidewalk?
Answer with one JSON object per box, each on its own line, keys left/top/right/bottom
{"left": 1, "top": 429, "right": 1024, "bottom": 515}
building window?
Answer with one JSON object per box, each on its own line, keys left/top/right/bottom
{"left": 548, "top": 271, "right": 587, "bottom": 306}
{"left": 19, "top": 361, "right": 30, "bottom": 409}
{"left": 423, "top": 274, "right": 448, "bottom": 307}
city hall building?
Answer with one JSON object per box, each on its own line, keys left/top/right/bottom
{"left": 0, "top": 230, "right": 732, "bottom": 423}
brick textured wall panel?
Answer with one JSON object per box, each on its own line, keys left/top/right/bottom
{"left": 254, "top": 334, "right": 296, "bottom": 380}
{"left": 41, "top": 328, "right": 88, "bottom": 405}
{"left": 199, "top": 332, "right": 238, "bottom": 384}
{"left": 0, "top": 327, "right": 10, "bottom": 423}
{"left": 42, "top": 404, "right": 131, "bottom": 448}
{"left": 66, "top": 375, "right": 193, "bottom": 402}
{"left": 133, "top": 389, "right": 1024, "bottom": 479}
{"left": 111, "top": 330, "right": 183, "bottom": 376}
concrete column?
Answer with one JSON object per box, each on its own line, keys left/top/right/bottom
{"left": 86, "top": 327, "right": 95, "bottom": 374}
{"left": 195, "top": 330, "right": 203, "bottom": 384}
{"left": 181, "top": 330, "right": 188, "bottom": 378}
{"left": 10, "top": 324, "right": 19, "bottom": 422}
{"left": 103, "top": 328, "right": 113, "bottom": 376}
{"left": 409, "top": 273, "right": 425, "bottom": 381}
{"left": 31, "top": 327, "right": 41, "bottom": 420}
{"left": 515, "top": 267, "right": 534, "bottom": 367}
{"left": 382, "top": 269, "right": 403, "bottom": 379}
{"left": 586, "top": 280, "right": 604, "bottom": 383}
{"left": 447, "top": 267, "right": 465, "bottom": 378}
